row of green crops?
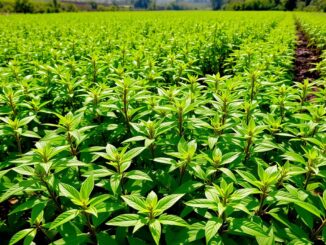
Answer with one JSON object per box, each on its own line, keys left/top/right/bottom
{"left": 0, "top": 11, "right": 325, "bottom": 245}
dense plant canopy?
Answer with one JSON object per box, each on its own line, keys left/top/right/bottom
{"left": 0, "top": 11, "right": 325, "bottom": 245}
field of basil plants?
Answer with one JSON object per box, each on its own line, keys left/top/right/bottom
{"left": 0, "top": 11, "right": 325, "bottom": 245}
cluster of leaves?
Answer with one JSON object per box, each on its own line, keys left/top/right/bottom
{"left": 0, "top": 11, "right": 325, "bottom": 245}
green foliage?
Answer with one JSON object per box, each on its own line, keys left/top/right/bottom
{"left": 0, "top": 11, "right": 325, "bottom": 245}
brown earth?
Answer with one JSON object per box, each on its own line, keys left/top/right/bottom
{"left": 294, "top": 24, "right": 321, "bottom": 82}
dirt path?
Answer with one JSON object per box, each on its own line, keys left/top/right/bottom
{"left": 294, "top": 23, "right": 321, "bottom": 82}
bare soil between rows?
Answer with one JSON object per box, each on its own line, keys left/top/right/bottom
{"left": 294, "top": 23, "right": 321, "bottom": 82}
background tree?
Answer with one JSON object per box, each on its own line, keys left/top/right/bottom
{"left": 211, "top": 0, "right": 223, "bottom": 9}
{"left": 14, "top": 0, "right": 33, "bottom": 13}
{"left": 52, "top": 0, "right": 58, "bottom": 11}
{"left": 134, "top": 0, "right": 151, "bottom": 8}
{"left": 283, "top": 0, "right": 296, "bottom": 9}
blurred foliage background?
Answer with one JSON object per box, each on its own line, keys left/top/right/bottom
{"left": 0, "top": 0, "right": 325, "bottom": 13}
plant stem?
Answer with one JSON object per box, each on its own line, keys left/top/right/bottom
{"left": 244, "top": 136, "right": 252, "bottom": 162}
{"left": 67, "top": 132, "right": 77, "bottom": 156}
{"left": 178, "top": 109, "right": 183, "bottom": 136}
{"left": 221, "top": 100, "right": 227, "bottom": 125}
{"left": 257, "top": 191, "right": 267, "bottom": 215}
{"left": 41, "top": 178, "right": 63, "bottom": 212}
{"left": 304, "top": 170, "right": 312, "bottom": 190}
{"left": 92, "top": 59, "right": 97, "bottom": 83}
{"left": 84, "top": 212, "right": 96, "bottom": 241}
{"left": 40, "top": 227, "right": 52, "bottom": 242}
{"left": 15, "top": 133, "right": 22, "bottom": 154}
{"left": 250, "top": 75, "right": 255, "bottom": 102}
{"left": 149, "top": 143, "right": 155, "bottom": 169}
{"left": 179, "top": 165, "right": 186, "bottom": 185}
{"left": 300, "top": 88, "right": 307, "bottom": 109}
{"left": 310, "top": 125, "right": 318, "bottom": 137}
{"left": 246, "top": 109, "right": 250, "bottom": 125}
{"left": 311, "top": 219, "right": 326, "bottom": 241}
{"left": 280, "top": 104, "right": 285, "bottom": 122}
{"left": 123, "top": 87, "right": 130, "bottom": 134}
{"left": 9, "top": 96, "right": 17, "bottom": 116}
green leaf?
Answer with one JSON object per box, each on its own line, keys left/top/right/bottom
{"left": 282, "top": 152, "right": 305, "bottom": 165}
{"left": 295, "top": 206, "right": 313, "bottom": 229}
{"left": 205, "top": 217, "right": 222, "bottom": 243}
{"left": 232, "top": 188, "right": 259, "bottom": 200}
{"left": 105, "top": 144, "right": 118, "bottom": 160}
{"left": 120, "top": 160, "right": 132, "bottom": 173}
{"left": 122, "top": 195, "right": 148, "bottom": 212}
{"left": 158, "top": 214, "right": 188, "bottom": 227}
{"left": 254, "top": 141, "right": 278, "bottom": 153}
{"left": 96, "top": 232, "right": 118, "bottom": 245}
{"left": 31, "top": 203, "right": 45, "bottom": 224}
{"left": 208, "top": 137, "right": 218, "bottom": 149}
{"left": 18, "top": 116, "right": 35, "bottom": 127}
{"left": 185, "top": 199, "right": 217, "bottom": 210}
{"left": 221, "top": 152, "right": 240, "bottom": 165}
{"left": 268, "top": 210, "right": 291, "bottom": 228}
{"left": 165, "top": 221, "right": 205, "bottom": 244}
{"left": 84, "top": 168, "right": 115, "bottom": 178}
{"left": 275, "top": 191, "right": 322, "bottom": 218}
{"left": 89, "top": 194, "right": 111, "bottom": 207}
{"left": 80, "top": 175, "right": 94, "bottom": 201}
{"left": 122, "top": 136, "right": 147, "bottom": 144}
{"left": 155, "top": 194, "right": 184, "bottom": 214}
{"left": 106, "top": 214, "right": 141, "bottom": 227}
{"left": 59, "top": 183, "right": 81, "bottom": 205}
{"left": 178, "top": 137, "right": 188, "bottom": 153}
{"left": 236, "top": 170, "right": 260, "bottom": 188}
{"left": 51, "top": 234, "right": 90, "bottom": 245}
{"left": 10, "top": 198, "right": 45, "bottom": 215}
{"left": 304, "top": 138, "right": 324, "bottom": 148}
{"left": 23, "top": 228, "right": 37, "bottom": 245}
{"left": 146, "top": 191, "right": 158, "bottom": 207}
{"left": 50, "top": 209, "right": 80, "bottom": 230}
{"left": 256, "top": 228, "right": 274, "bottom": 245}
{"left": 0, "top": 169, "right": 10, "bottom": 179}
{"left": 322, "top": 191, "right": 326, "bottom": 210}
{"left": 257, "top": 165, "right": 265, "bottom": 181}
{"left": 9, "top": 228, "right": 35, "bottom": 245}
{"left": 174, "top": 181, "right": 203, "bottom": 194}
{"left": 21, "top": 131, "right": 41, "bottom": 138}
{"left": 187, "top": 140, "right": 197, "bottom": 155}
{"left": 295, "top": 201, "right": 322, "bottom": 218}
{"left": 292, "top": 113, "right": 312, "bottom": 121}
{"left": 0, "top": 181, "right": 35, "bottom": 203}
{"left": 80, "top": 146, "right": 106, "bottom": 153}
{"left": 219, "top": 167, "right": 237, "bottom": 182}
{"left": 154, "top": 157, "right": 175, "bottom": 165}
{"left": 125, "top": 170, "right": 152, "bottom": 181}
{"left": 149, "top": 219, "right": 161, "bottom": 245}
{"left": 95, "top": 201, "right": 124, "bottom": 214}
{"left": 230, "top": 219, "right": 268, "bottom": 237}
{"left": 110, "top": 174, "right": 122, "bottom": 195}
{"left": 123, "top": 147, "right": 145, "bottom": 161}
{"left": 85, "top": 206, "right": 98, "bottom": 217}
{"left": 132, "top": 216, "right": 149, "bottom": 233}
{"left": 13, "top": 166, "right": 34, "bottom": 176}
{"left": 145, "top": 138, "right": 155, "bottom": 147}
